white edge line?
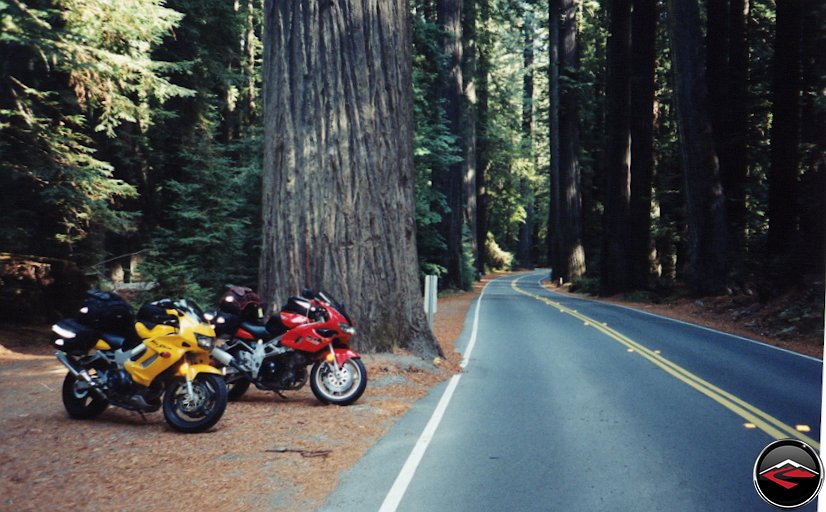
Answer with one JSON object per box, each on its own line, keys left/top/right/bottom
{"left": 378, "top": 274, "right": 495, "bottom": 512}
{"left": 460, "top": 276, "right": 491, "bottom": 368}
{"left": 378, "top": 374, "right": 461, "bottom": 512}
{"left": 532, "top": 275, "right": 822, "bottom": 364}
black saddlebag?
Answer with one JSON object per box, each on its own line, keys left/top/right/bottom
{"left": 218, "top": 285, "right": 263, "bottom": 321}
{"left": 53, "top": 318, "right": 101, "bottom": 355}
{"left": 136, "top": 301, "right": 180, "bottom": 330}
{"left": 77, "top": 290, "right": 135, "bottom": 336}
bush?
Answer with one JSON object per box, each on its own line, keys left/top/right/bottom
{"left": 485, "top": 232, "right": 513, "bottom": 271}
{"left": 460, "top": 225, "right": 477, "bottom": 290}
{"left": 569, "top": 275, "right": 600, "bottom": 295}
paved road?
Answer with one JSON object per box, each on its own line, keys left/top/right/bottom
{"left": 323, "top": 271, "right": 822, "bottom": 511}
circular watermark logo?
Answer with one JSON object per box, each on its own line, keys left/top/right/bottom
{"left": 754, "top": 439, "right": 823, "bottom": 509}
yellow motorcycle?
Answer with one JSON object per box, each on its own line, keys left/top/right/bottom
{"left": 52, "top": 292, "right": 228, "bottom": 433}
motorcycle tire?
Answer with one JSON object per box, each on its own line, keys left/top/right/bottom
{"left": 162, "top": 374, "right": 228, "bottom": 433}
{"left": 62, "top": 371, "right": 108, "bottom": 419}
{"left": 310, "top": 357, "right": 367, "bottom": 406}
{"left": 227, "top": 378, "right": 250, "bottom": 401}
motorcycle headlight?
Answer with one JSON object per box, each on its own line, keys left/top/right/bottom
{"left": 195, "top": 334, "right": 215, "bottom": 350}
{"left": 339, "top": 323, "right": 356, "bottom": 336}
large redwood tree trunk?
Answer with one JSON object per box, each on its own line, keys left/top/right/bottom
{"left": 601, "top": 0, "right": 632, "bottom": 295}
{"left": 767, "top": 0, "right": 802, "bottom": 262}
{"left": 628, "top": 0, "right": 657, "bottom": 289}
{"left": 558, "top": 0, "right": 585, "bottom": 282}
{"left": 436, "top": 0, "right": 465, "bottom": 288}
{"left": 668, "top": 0, "right": 728, "bottom": 294}
{"left": 259, "top": 0, "right": 441, "bottom": 357}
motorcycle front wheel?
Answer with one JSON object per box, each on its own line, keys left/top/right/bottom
{"left": 163, "top": 374, "right": 228, "bottom": 433}
{"left": 62, "top": 371, "right": 108, "bottom": 419}
{"left": 310, "top": 358, "right": 367, "bottom": 406}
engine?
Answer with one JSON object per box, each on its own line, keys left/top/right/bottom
{"left": 259, "top": 352, "right": 309, "bottom": 390}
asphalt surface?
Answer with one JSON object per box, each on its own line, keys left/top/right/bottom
{"left": 322, "top": 271, "right": 823, "bottom": 511}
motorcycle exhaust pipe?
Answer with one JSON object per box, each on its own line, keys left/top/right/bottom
{"left": 211, "top": 346, "right": 247, "bottom": 374}
{"left": 55, "top": 351, "right": 108, "bottom": 400}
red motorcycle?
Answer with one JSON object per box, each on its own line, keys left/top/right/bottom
{"left": 208, "top": 286, "right": 367, "bottom": 406}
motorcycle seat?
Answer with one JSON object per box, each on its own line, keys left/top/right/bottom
{"left": 101, "top": 332, "right": 127, "bottom": 350}
{"left": 240, "top": 321, "right": 275, "bottom": 341}
{"left": 101, "top": 331, "right": 142, "bottom": 351}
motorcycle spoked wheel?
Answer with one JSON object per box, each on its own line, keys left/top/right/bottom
{"left": 62, "top": 370, "right": 109, "bottom": 419}
{"left": 162, "top": 374, "right": 228, "bottom": 433}
{"left": 310, "top": 358, "right": 367, "bottom": 406}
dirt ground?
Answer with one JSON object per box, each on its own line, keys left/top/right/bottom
{"left": 0, "top": 272, "right": 820, "bottom": 511}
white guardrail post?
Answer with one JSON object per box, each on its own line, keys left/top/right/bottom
{"left": 424, "top": 275, "right": 438, "bottom": 330}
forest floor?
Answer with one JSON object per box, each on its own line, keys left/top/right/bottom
{"left": 544, "top": 275, "right": 824, "bottom": 359}
{"left": 0, "top": 271, "right": 822, "bottom": 511}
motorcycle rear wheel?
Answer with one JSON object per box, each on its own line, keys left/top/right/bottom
{"left": 62, "top": 371, "right": 108, "bottom": 419}
{"left": 310, "top": 358, "right": 367, "bottom": 406}
{"left": 227, "top": 377, "right": 250, "bottom": 401}
{"left": 163, "top": 374, "right": 228, "bottom": 433}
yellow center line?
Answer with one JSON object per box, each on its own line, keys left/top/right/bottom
{"left": 511, "top": 275, "right": 820, "bottom": 450}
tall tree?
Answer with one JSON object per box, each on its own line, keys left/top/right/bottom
{"left": 767, "top": 0, "right": 802, "bottom": 264}
{"left": 260, "top": 0, "right": 441, "bottom": 357}
{"left": 724, "top": 0, "right": 750, "bottom": 261}
{"left": 547, "top": 0, "right": 561, "bottom": 276}
{"left": 601, "top": 0, "right": 632, "bottom": 294}
{"left": 667, "top": 0, "right": 728, "bottom": 294}
{"left": 463, "top": 0, "right": 479, "bottom": 267}
{"left": 798, "top": 0, "right": 826, "bottom": 274}
{"left": 476, "top": 0, "right": 492, "bottom": 273}
{"left": 557, "top": 0, "right": 585, "bottom": 282}
{"left": 517, "top": 3, "right": 536, "bottom": 269}
{"left": 628, "top": 0, "right": 657, "bottom": 288}
{"left": 436, "top": 0, "right": 465, "bottom": 287}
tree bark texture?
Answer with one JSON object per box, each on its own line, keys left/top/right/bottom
{"left": 798, "top": 0, "right": 825, "bottom": 274}
{"left": 767, "top": 0, "right": 802, "bottom": 259}
{"left": 705, "top": 0, "right": 730, "bottom": 191}
{"left": 548, "top": 0, "right": 561, "bottom": 276}
{"left": 436, "top": 0, "right": 464, "bottom": 288}
{"left": 558, "top": 0, "right": 585, "bottom": 281}
{"left": 667, "top": 0, "right": 728, "bottom": 294}
{"left": 628, "top": 0, "right": 656, "bottom": 288}
{"left": 259, "top": 0, "right": 441, "bottom": 357}
{"left": 476, "top": 0, "right": 491, "bottom": 273}
{"left": 517, "top": 6, "right": 535, "bottom": 269}
{"left": 462, "top": 0, "right": 478, "bottom": 267}
{"left": 601, "top": 0, "right": 632, "bottom": 295}
{"left": 724, "top": 0, "right": 749, "bottom": 259}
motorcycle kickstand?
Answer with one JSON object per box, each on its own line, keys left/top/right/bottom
{"left": 275, "top": 391, "right": 289, "bottom": 400}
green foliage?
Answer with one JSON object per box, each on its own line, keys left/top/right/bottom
{"left": 0, "top": 0, "right": 191, "bottom": 258}
{"left": 460, "top": 224, "right": 477, "bottom": 290}
{"left": 141, "top": 0, "right": 263, "bottom": 303}
{"left": 411, "top": 9, "right": 461, "bottom": 279}
{"left": 568, "top": 275, "right": 600, "bottom": 295}
{"left": 484, "top": 232, "right": 513, "bottom": 271}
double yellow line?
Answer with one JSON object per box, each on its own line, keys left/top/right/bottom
{"left": 512, "top": 275, "right": 820, "bottom": 450}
